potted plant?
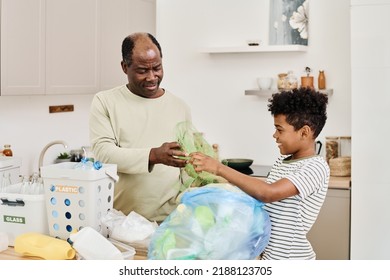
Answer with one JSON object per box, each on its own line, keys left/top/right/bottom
{"left": 301, "top": 66, "right": 314, "bottom": 89}
{"left": 55, "top": 152, "right": 71, "bottom": 163}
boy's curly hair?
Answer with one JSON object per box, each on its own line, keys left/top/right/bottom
{"left": 268, "top": 87, "right": 328, "bottom": 138}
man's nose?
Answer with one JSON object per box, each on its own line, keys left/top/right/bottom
{"left": 146, "top": 70, "right": 156, "bottom": 80}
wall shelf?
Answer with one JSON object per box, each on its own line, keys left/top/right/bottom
{"left": 200, "top": 44, "right": 308, "bottom": 54}
{"left": 245, "top": 88, "right": 333, "bottom": 97}
{"left": 245, "top": 89, "right": 276, "bottom": 97}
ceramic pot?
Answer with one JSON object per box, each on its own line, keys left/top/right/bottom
{"left": 301, "top": 76, "right": 314, "bottom": 89}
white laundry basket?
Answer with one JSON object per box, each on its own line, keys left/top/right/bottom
{"left": 40, "top": 162, "right": 118, "bottom": 240}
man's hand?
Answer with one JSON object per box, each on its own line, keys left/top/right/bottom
{"left": 149, "top": 142, "right": 189, "bottom": 168}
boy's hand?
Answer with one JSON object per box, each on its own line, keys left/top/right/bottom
{"left": 189, "top": 152, "right": 220, "bottom": 175}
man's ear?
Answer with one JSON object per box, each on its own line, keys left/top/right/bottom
{"left": 121, "top": 61, "right": 127, "bottom": 74}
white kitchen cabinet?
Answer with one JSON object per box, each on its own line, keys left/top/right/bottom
{"left": 1, "top": 0, "right": 156, "bottom": 96}
{"left": 1, "top": 0, "right": 98, "bottom": 95}
{"left": 45, "top": 0, "right": 100, "bottom": 95}
{"left": 99, "top": 0, "right": 156, "bottom": 90}
{"left": 1, "top": 0, "right": 45, "bottom": 95}
{"left": 307, "top": 187, "right": 351, "bottom": 260}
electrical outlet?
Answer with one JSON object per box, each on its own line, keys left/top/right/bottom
{"left": 49, "top": 105, "right": 74, "bottom": 113}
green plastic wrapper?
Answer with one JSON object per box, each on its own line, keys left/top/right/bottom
{"left": 175, "top": 121, "right": 222, "bottom": 191}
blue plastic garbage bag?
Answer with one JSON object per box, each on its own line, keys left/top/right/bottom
{"left": 147, "top": 184, "right": 271, "bottom": 260}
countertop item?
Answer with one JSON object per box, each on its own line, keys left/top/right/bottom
{"left": 0, "top": 183, "right": 48, "bottom": 246}
{"left": 329, "top": 157, "right": 351, "bottom": 177}
{"left": 2, "top": 145, "right": 13, "bottom": 157}
{"left": 222, "top": 158, "right": 254, "bottom": 170}
{"left": 69, "top": 227, "right": 124, "bottom": 260}
{"left": 14, "top": 232, "right": 75, "bottom": 260}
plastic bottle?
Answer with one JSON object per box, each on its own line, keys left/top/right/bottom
{"left": 3, "top": 145, "right": 13, "bottom": 157}
{"left": 14, "top": 232, "right": 76, "bottom": 260}
{"left": 68, "top": 226, "right": 124, "bottom": 260}
{"left": 73, "top": 157, "right": 93, "bottom": 170}
{"left": 20, "top": 175, "right": 30, "bottom": 194}
{"left": 34, "top": 177, "right": 44, "bottom": 195}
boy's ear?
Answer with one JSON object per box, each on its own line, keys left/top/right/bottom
{"left": 300, "top": 125, "right": 312, "bottom": 139}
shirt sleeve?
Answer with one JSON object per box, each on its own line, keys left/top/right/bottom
{"left": 89, "top": 93, "right": 151, "bottom": 174}
{"left": 285, "top": 159, "right": 329, "bottom": 199}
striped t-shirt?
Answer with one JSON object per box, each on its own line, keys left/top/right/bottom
{"left": 261, "top": 155, "right": 330, "bottom": 260}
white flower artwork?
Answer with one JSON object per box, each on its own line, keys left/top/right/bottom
{"left": 289, "top": 0, "right": 309, "bottom": 39}
{"left": 269, "top": 0, "right": 309, "bottom": 46}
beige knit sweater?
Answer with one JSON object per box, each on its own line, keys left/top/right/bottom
{"left": 89, "top": 85, "right": 191, "bottom": 222}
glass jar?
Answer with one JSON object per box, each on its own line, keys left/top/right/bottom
{"left": 277, "top": 73, "right": 288, "bottom": 91}
{"left": 2, "top": 144, "right": 13, "bottom": 157}
{"left": 325, "top": 137, "right": 339, "bottom": 163}
{"left": 285, "top": 71, "right": 298, "bottom": 90}
{"left": 339, "top": 136, "right": 351, "bottom": 157}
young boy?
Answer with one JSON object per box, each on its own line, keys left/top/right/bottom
{"left": 189, "top": 87, "right": 330, "bottom": 260}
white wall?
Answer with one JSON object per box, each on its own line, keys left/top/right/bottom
{"left": 350, "top": 0, "right": 390, "bottom": 259}
{"left": 0, "top": 94, "right": 93, "bottom": 176}
{"left": 156, "top": 0, "right": 351, "bottom": 165}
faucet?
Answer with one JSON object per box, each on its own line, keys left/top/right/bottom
{"left": 38, "top": 140, "right": 68, "bottom": 176}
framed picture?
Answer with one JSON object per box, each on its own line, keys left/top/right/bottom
{"left": 269, "top": 0, "right": 308, "bottom": 46}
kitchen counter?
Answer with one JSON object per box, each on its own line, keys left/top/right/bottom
{"left": 1, "top": 247, "right": 43, "bottom": 260}
{"left": 327, "top": 176, "right": 351, "bottom": 189}
{"left": 0, "top": 246, "right": 147, "bottom": 260}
